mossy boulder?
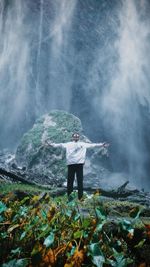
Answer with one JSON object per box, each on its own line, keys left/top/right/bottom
{"left": 15, "top": 110, "right": 109, "bottom": 185}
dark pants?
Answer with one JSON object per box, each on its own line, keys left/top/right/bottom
{"left": 67, "top": 164, "right": 83, "bottom": 200}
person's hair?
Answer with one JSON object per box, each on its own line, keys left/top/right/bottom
{"left": 72, "top": 132, "right": 80, "bottom": 138}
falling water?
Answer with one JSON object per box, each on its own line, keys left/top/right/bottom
{"left": 35, "top": 0, "right": 44, "bottom": 115}
{"left": 0, "top": 0, "right": 30, "bottom": 146}
{"left": 92, "top": 0, "right": 150, "bottom": 187}
{"left": 0, "top": 0, "right": 150, "bottom": 188}
{"left": 0, "top": 0, "right": 77, "bottom": 146}
{"left": 47, "top": 0, "right": 77, "bottom": 110}
{"left": 108, "top": 0, "right": 150, "bottom": 188}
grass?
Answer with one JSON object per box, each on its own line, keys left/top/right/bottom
{"left": 0, "top": 182, "right": 50, "bottom": 194}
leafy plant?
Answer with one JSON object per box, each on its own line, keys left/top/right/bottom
{"left": 0, "top": 190, "right": 149, "bottom": 266}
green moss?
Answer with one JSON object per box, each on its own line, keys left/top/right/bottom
{"left": 30, "top": 125, "right": 43, "bottom": 147}
{"left": 17, "top": 133, "right": 30, "bottom": 152}
{"left": 17, "top": 124, "right": 43, "bottom": 153}
{"left": 48, "top": 130, "right": 70, "bottom": 143}
{"left": 0, "top": 182, "right": 48, "bottom": 194}
{"left": 17, "top": 110, "right": 82, "bottom": 155}
{"left": 49, "top": 110, "right": 82, "bottom": 133}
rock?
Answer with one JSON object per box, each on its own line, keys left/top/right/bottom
{"left": 0, "top": 149, "right": 15, "bottom": 169}
{"left": 15, "top": 110, "right": 109, "bottom": 186}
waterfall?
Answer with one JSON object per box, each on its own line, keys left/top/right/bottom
{"left": 35, "top": 0, "right": 44, "bottom": 115}
{"left": 0, "top": 0, "right": 77, "bottom": 146}
{"left": 47, "top": 0, "right": 77, "bottom": 110}
{"left": 0, "top": 0, "right": 30, "bottom": 147}
{"left": 0, "top": 0, "right": 150, "bottom": 188}
{"left": 101, "top": 0, "right": 150, "bottom": 187}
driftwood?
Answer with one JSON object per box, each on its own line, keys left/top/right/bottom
{"left": 0, "top": 167, "right": 63, "bottom": 193}
{"left": 0, "top": 167, "right": 49, "bottom": 189}
{"left": 117, "top": 181, "right": 129, "bottom": 193}
{"left": 83, "top": 182, "right": 150, "bottom": 206}
{"left": 81, "top": 182, "right": 139, "bottom": 198}
{"left": 0, "top": 167, "right": 36, "bottom": 185}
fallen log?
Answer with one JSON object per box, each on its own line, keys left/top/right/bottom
{"left": 0, "top": 167, "right": 36, "bottom": 185}
{"left": 83, "top": 186, "right": 139, "bottom": 198}
{"left": 0, "top": 167, "right": 59, "bottom": 192}
{"left": 117, "top": 181, "right": 129, "bottom": 193}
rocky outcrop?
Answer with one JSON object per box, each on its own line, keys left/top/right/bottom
{"left": 15, "top": 110, "right": 109, "bottom": 186}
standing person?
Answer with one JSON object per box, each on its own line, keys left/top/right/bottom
{"left": 46, "top": 133, "right": 109, "bottom": 200}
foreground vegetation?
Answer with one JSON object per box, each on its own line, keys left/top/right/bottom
{"left": 0, "top": 184, "right": 150, "bottom": 266}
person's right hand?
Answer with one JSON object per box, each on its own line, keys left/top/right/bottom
{"left": 102, "top": 142, "right": 110, "bottom": 148}
{"left": 44, "top": 140, "right": 51, "bottom": 146}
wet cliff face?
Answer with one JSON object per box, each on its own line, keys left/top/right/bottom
{"left": 0, "top": 0, "right": 150, "bottom": 188}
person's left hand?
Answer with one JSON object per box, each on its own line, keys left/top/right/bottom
{"left": 43, "top": 140, "right": 51, "bottom": 146}
{"left": 102, "top": 142, "right": 110, "bottom": 148}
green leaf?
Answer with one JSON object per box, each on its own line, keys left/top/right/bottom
{"left": 65, "top": 209, "right": 72, "bottom": 217}
{"left": 74, "top": 213, "right": 80, "bottom": 221}
{"left": 41, "top": 209, "right": 47, "bottom": 219}
{"left": 20, "top": 197, "right": 30, "bottom": 205}
{"left": 134, "top": 239, "right": 146, "bottom": 248}
{"left": 92, "top": 255, "right": 105, "bottom": 267}
{"left": 112, "top": 250, "right": 127, "bottom": 266}
{"left": 120, "top": 219, "right": 131, "bottom": 227}
{"left": 82, "top": 218, "right": 90, "bottom": 228}
{"left": 89, "top": 243, "right": 105, "bottom": 267}
{"left": 19, "top": 206, "right": 28, "bottom": 216}
{"left": 1, "top": 259, "right": 16, "bottom": 267}
{"left": 41, "top": 224, "right": 49, "bottom": 232}
{"left": 44, "top": 232, "right": 54, "bottom": 247}
{"left": 95, "top": 207, "right": 107, "bottom": 221}
{"left": 0, "top": 214, "right": 4, "bottom": 222}
{"left": 1, "top": 258, "right": 29, "bottom": 267}
{"left": 14, "top": 259, "right": 29, "bottom": 267}
{"left": 70, "top": 245, "right": 76, "bottom": 256}
{"left": 89, "top": 242, "right": 103, "bottom": 256}
{"left": 20, "top": 231, "right": 26, "bottom": 240}
{"left": 116, "top": 257, "right": 126, "bottom": 266}
{"left": 11, "top": 247, "right": 21, "bottom": 255}
{"left": 74, "top": 230, "right": 83, "bottom": 239}
{"left": 120, "top": 219, "right": 133, "bottom": 233}
{"left": 37, "top": 225, "right": 50, "bottom": 239}
{"left": 67, "top": 245, "right": 76, "bottom": 257}
{"left": 0, "top": 201, "right": 7, "bottom": 214}
{"left": 0, "top": 231, "right": 8, "bottom": 238}
{"left": 95, "top": 222, "right": 104, "bottom": 232}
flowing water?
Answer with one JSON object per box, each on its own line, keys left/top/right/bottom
{"left": 0, "top": 0, "right": 150, "bottom": 188}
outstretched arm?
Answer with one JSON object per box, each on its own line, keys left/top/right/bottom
{"left": 44, "top": 140, "right": 63, "bottom": 148}
{"left": 101, "top": 142, "right": 110, "bottom": 148}
{"left": 85, "top": 142, "right": 110, "bottom": 148}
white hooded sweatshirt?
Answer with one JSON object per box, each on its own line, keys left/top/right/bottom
{"left": 52, "top": 141, "right": 103, "bottom": 165}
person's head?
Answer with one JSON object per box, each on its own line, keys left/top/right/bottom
{"left": 72, "top": 133, "right": 80, "bottom": 142}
